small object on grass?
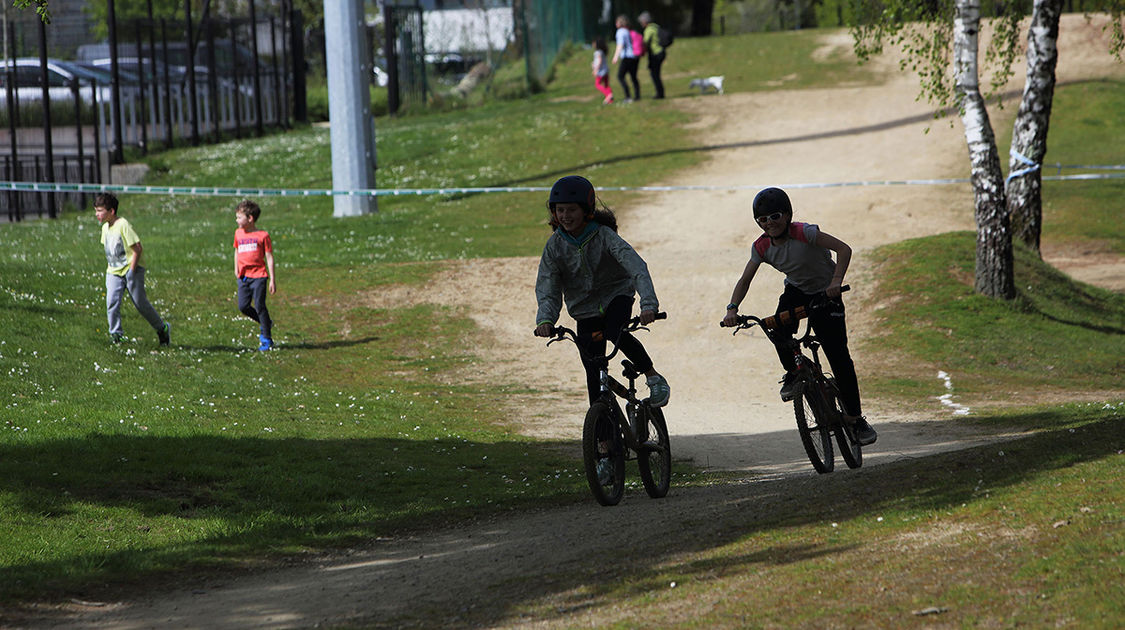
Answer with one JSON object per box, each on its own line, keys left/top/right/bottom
{"left": 913, "top": 606, "right": 948, "bottom": 616}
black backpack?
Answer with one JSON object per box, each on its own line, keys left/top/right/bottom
{"left": 657, "top": 26, "right": 674, "bottom": 49}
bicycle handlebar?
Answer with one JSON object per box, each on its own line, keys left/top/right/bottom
{"left": 544, "top": 312, "right": 667, "bottom": 359}
{"left": 720, "top": 286, "right": 849, "bottom": 333}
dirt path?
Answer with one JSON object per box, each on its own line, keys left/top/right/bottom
{"left": 40, "top": 16, "right": 1124, "bottom": 630}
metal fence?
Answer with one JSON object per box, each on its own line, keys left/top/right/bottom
{"left": 516, "top": 0, "right": 590, "bottom": 90}
{"left": 2, "top": 6, "right": 305, "bottom": 222}
{"left": 383, "top": 4, "right": 427, "bottom": 114}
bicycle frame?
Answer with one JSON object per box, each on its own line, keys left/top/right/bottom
{"left": 547, "top": 314, "right": 664, "bottom": 452}
{"left": 722, "top": 287, "right": 862, "bottom": 473}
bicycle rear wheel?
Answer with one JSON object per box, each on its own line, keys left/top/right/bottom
{"left": 827, "top": 378, "right": 862, "bottom": 469}
{"left": 582, "top": 401, "right": 626, "bottom": 506}
{"left": 794, "top": 387, "right": 834, "bottom": 473}
{"left": 636, "top": 404, "right": 671, "bottom": 499}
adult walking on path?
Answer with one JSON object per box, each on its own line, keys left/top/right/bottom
{"left": 612, "top": 14, "right": 641, "bottom": 102}
{"left": 639, "top": 11, "right": 666, "bottom": 99}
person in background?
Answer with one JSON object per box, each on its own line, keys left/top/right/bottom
{"left": 592, "top": 36, "right": 613, "bottom": 105}
{"left": 638, "top": 11, "right": 666, "bottom": 99}
{"left": 611, "top": 14, "right": 641, "bottom": 102}
{"left": 233, "top": 199, "right": 277, "bottom": 351}
{"left": 93, "top": 192, "right": 170, "bottom": 347}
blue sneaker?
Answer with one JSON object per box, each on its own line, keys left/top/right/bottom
{"left": 646, "top": 374, "right": 670, "bottom": 408}
{"left": 258, "top": 334, "right": 273, "bottom": 351}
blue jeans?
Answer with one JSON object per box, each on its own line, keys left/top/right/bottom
{"left": 106, "top": 267, "right": 165, "bottom": 336}
{"left": 238, "top": 276, "right": 272, "bottom": 339}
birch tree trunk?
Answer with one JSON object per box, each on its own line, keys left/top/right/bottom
{"left": 954, "top": 0, "right": 1016, "bottom": 299}
{"left": 1006, "top": 0, "right": 1063, "bottom": 256}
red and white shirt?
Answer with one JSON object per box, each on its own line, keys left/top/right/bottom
{"left": 234, "top": 228, "right": 272, "bottom": 279}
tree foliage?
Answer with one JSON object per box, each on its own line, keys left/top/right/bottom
{"left": 80, "top": 1, "right": 322, "bottom": 40}
{"left": 13, "top": 0, "right": 51, "bottom": 24}
{"left": 848, "top": 0, "right": 1122, "bottom": 297}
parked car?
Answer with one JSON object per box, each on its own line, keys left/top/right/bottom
{"left": 87, "top": 57, "right": 258, "bottom": 98}
{"left": 425, "top": 52, "right": 482, "bottom": 78}
{"left": 0, "top": 58, "right": 119, "bottom": 107}
{"left": 79, "top": 40, "right": 267, "bottom": 78}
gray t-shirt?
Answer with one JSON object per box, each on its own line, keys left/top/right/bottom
{"left": 750, "top": 222, "right": 836, "bottom": 294}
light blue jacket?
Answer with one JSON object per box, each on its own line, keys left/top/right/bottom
{"left": 535, "top": 223, "right": 659, "bottom": 324}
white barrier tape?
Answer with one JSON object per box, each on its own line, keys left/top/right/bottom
{"left": 3, "top": 171, "right": 1124, "bottom": 198}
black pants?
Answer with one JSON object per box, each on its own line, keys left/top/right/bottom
{"left": 617, "top": 57, "right": 640, "bottom": 100}
{"left": 576, "top": 295, "right": 654, "bottom": 404}
{"left": 238, "top": 276, "right": 272, "bottom": 339}
{"left": 647, "top": 52, "right": 665, "bottom": 99}
{"left": 772, "top": 284, "right": 861, "bottom": 416}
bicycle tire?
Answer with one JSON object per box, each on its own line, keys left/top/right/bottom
{"left": 636, "top": 404, "right": 671, "bottom": 499}
{"left": 582, "top": 401, "right": 626, "bottom": 506}
{"left": 827, "top": 378, "right": 862, "bottom": 469}
{"left": 794, "top": 387, "right": 834, "bottom": 474}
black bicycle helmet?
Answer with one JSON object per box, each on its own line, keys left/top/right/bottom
{"left": 547, "top": 175, "right": 596, "bottom": 211}
{"left": 752, "top": 187, "right": 792, "bottom": 217}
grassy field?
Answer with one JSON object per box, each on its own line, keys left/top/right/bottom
{"left": 1, "top": 25, "right": 1123, "bottom": 622}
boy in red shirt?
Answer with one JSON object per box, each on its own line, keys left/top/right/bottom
{"left": 233, "top": 200, "right": 276, "bottom": 351}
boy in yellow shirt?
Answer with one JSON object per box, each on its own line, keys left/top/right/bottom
{"left": 94, "top": 193, "right": 170, "bottom": 346}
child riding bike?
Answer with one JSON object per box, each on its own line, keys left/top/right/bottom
{"left": 721, "top": 187, "right": 877, "bottom": 445}
{"left": 533, "top": 175, "right": 670, "bottom": 408}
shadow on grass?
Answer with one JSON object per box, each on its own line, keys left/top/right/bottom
{"left": 6, "top": 408, "right": 1121, "bottom": 627}
{"left": 0, "top": 432, "right": 579, "bottom": 603}
{"left": 182, "top": 336, "right": 382, "bottom": 353}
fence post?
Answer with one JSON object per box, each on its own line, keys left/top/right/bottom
{"left": 5, "top": 21, "right": 21, "bottom": 221}
{"left": 72, "top": 77, "right": 86, "bottom": 210}
{"left": 249, "top": 0, "right": 265, "bottom": 136}
{"left": 147, "top": 0, "right": 163, "bottom": 148}
{"left": 270, "top": 16, "right": 282, "bottom": 128}
{"left": 160, "top": 19, "right": 174, "bottom": 145}
{"left": 107, "top": 0, "right": 126, "bottom": 165}
{"left": 383, "top": 5, "right": 399, "bottom": 115}
{"left": 230, "top": 24, "right": 242, "bottom": 138}
{"left": 204, "top": 18, "right": 220, "bottom": 142}
{"left": 37, "top": 17, "right": 56, "bottom": 218}
{"left": 279, "top": 2, "right": 291, "bottom": 128}
{"left": 185, "top": 0, "right": 201, "bottom": 146}
{"left": 134, "top": 19, "right": 149, "bottom": 154}
{"left": 289, "top": 8, "right": 306, "bottom": 123}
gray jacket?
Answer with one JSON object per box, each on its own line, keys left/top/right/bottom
{"left": 535, "top": 224, "right": 659, "bottom": 324}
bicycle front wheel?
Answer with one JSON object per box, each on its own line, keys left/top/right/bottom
{"left": 827, "top": 378, "right": 862, "bottom": 469}
{"left": 636, "top": 404, "right": 671, "bottom": 499}
{"left": 794, "top": 387, "right": 834, "bottom": 474}
{"left": 582, "top": 401, "right": 626, "bottom": 506}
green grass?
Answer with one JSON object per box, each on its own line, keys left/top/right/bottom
{"left": 1, "top": 27, "right": 1123, "bottom": 615}
{"left": 857, "top": 77, "right": 1125, "bottom": 404}
{"left": 860, "top": 232, "right": 1125, "bottom": 402}
{"left": 471, "top": 404, "right": 1124, "bottom": 628}
{"left": 1038, "top": 78, "right": 1125, "bottom": 253}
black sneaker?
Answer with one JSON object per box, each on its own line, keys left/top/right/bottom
{"left": 110, "top": 333, "right": 124, "bottom": 344}
{"left": 157, "top": 322, "right": 171, "bottom": 347}
{"left": 779, "top": 371, "right": 800, "bottom": 400}
{"left": 853, "top": 417, "right": 878, "bottom": 446}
